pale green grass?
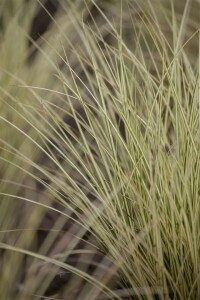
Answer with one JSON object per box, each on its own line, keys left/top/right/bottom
{"left": 0, "top": 0, "right": 199, "bottom": 299}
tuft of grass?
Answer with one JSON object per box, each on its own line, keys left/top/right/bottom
{"left": 0, "top": 0, "right": 200, "bottom": 299}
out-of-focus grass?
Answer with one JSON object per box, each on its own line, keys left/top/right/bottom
{"left": 0, "top": 0, "right": 199, "bottom": 299}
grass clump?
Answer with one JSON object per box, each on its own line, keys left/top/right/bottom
{"left": 0, "top": 0, "right": 200, "bottom": 299}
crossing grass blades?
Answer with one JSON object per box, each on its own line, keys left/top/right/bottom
{"left": 0, "top": 0, "right": 200, "bottom": 299}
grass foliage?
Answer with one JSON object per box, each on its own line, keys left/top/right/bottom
{"left": 0, "top": 0, "right": 200, "bottom": 299}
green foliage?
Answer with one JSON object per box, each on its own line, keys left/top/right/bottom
{"left": 0, "top": 0, "right": 199, "bottom": 299}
